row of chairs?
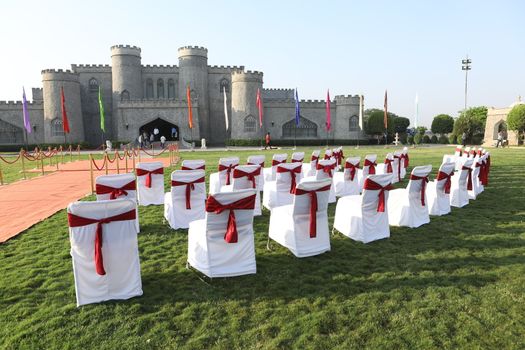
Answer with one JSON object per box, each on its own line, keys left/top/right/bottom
{"left": 66, "top": 147, "right": 490, "bottom": 306}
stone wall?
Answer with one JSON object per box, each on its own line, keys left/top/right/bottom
{"left": 0, "top": 101, "right": 45, "bottom": 145}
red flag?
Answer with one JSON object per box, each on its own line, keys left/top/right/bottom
{"left": 326, "top": 89, "right": 331, "bottom": 131}
{"left": 383, "top": 90, "right": 388, "bottom": 129}
{"left": 61, "top": 87, "right": 70, "bottom": 133}
{"left": 186, "top": 85, "right": 193, "bottom": 129}
{"left": 256, "top": 88, "right": 263, "bottom": 127}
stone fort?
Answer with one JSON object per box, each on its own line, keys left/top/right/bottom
{"left": 0, "top": 45, "right": 365, "bottom": 147}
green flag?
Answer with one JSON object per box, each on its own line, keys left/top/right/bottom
{"left": 98, "top": 86, "right": 105, "bottom": 132}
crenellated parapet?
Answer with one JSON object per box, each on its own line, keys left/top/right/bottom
{"left": 263, "top": 99, "right": 328, "bottom": 108}
{"left": 178, "top": 46, "right": 208, "bottom": 59}
{"left": 231, "top": 70, "right": 263, "bottom": 83}
{"left": 0, "top": 100, "right": 44, "bottom": 107}
{"left": 334, "top": 94, "right": 360, "bottom": 105}
{"left": 110, "top": 45, "right": 141, "bottom": 57}
{"left": 41, "top": 69, "right": 79, "bottom": 82}
{"left": 263, "top": 88, "right": 295, "bottom": 100}
{"left": 208, "top": 65, "right": 245, "bottom": 74}
{"left": 142, "top": 65, "right": 179, "bottom": 73}
{"left": 118, "top": 98, "right": 198, "bottom": 109}
{"left": 71, "top": 64, "right": 112, "bottom": 73}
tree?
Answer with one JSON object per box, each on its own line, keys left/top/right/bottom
{"left": 507, "top": 104, "right": 525, "bottom": 141}
{"left": 416, "top": 126, "right": 427, "bottom": 135}
{"left": 394, "top": 117, "right": 410, "bottom": 134}
{"left": 364, "top": 109, "right": 395, "bottom": 143}
{"left": 431, "top": 114, "right": 454, "bottom": 135}
{"left": 453, "top": 106, "right": 488, "bottom": 143}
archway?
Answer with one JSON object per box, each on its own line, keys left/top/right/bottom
{"left": 139, "top": 118, "right": 179, "bottom": 142}
{"left": 0, "top": 119, "right": 24, "bottom": 145}
{"left": 493, "top": 120, "right": 507, "bottom": 140}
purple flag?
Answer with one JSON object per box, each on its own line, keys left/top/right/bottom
{"left": 22, "top": 87, "right": 31, "bottom": 133}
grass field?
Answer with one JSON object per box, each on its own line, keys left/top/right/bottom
{"left": 1, "top": 146, "right": 524, "bottom": 349}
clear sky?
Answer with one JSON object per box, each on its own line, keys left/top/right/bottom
{"left": 1, "top": 0, "right": 523, "bottom": 127}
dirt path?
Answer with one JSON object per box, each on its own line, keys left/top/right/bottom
{"left": 0, "top": 157, "right": 171, "bottom": 243}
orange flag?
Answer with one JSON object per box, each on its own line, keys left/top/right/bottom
{"left": 187, "top": 85, "right": 193, "bottom": 129}
{"left": 383, "top": 90, "right": 388, "bottom": 129}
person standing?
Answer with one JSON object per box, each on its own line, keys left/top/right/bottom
{"left": 149, "top": 133, "right": 155, "bottom": 145}
{"left": 496, "top": 131, "right": 503, "bottom": 148}
{"left": 138, "top": 134, "right": 143, "bottom": 148}
{"left": 264, "top": 132, "right": 272, "bottom": 150}
{"left": 153, "top": 127, "right": 159, "bottom": 140}
{"left": 461, "top": 132, "right": 467, "bottom": 147}
{"left": 160, "top": 135, "right": 166, "bottom": 148}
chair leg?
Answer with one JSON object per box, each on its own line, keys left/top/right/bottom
{"left": 266, "top": 234, "right": 272, "bottom": 251}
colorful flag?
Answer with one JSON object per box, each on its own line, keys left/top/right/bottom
{"left": 326, "top": 89, "right": 331, "bottom": 131}
{"left": 358, "top": 94, "right": 364, "bottom": 129}
{"left": 383, "top": 90, "right": 388, "bottom": 130}
{"left": 223, "top": 86, "right": 229, "bottom": 131}
{"left": 61, "top": 87, "right": 70, "bottom": 133}
{"left": 256, "top": 88, "right": 263, "bottom": 128}
{"left": 186, "top": 85, "right": 193, "bottom": 129}
{"left": 294, "top": 88, "right": 300, "bottom": 126}
{"left": 414, "top": 93, "right": 419, "bottom": 128}
{"left": 22, "top": 87, "right": 31, "bottom": 134}
{"left": 98, "top": 86, "right": 105, "bottom": 132}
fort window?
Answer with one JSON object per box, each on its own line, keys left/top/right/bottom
{"left": 121, "top": 90, "right": 130, "bottom": 101}
{"left": 168, "top": 79, "right": 175, "bottom": 98}
{"left": 51, "top": 118, "right": 65, "bottom": 137}
{"left": 244, "top": 115, "right": 256, "bottom": 133}
{"left": 157, "top": 79, "right": 164, "bottom": 98}
{"left": 146, "top": 79, "right": 154, "bottom": 99}
{"left": 89, "top": 78, "right": 99, "bottom": 92}
{"left": 349, "top": 115, "right": 359, "bottom": 131}
{"left": 220, "top": 78, "right": 230, "bottom": 93}
{"left": 282, "top": 116, "right": 317, "bottom": 138}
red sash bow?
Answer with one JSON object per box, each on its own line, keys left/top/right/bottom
{"left": 293, "top": 184, "right": 331, "bottom": 238}
{"left": 181, "top": 164, "right": 205, "bottom": 170}
{"left": 310, "top": 155, "right": 319, "bottom": 162}
{"left": 272, "top": 159, "right": 286, "bottom": 166}
{"left": 292, "top": 158, "right": 304, "bottom": 163}
{"left": 316, "top": 162, "right": 335, "bottom": 178}
{"left": 394, "top": 155, "right": 402, "bottom": 180}
{"left": 384, "top": 158, "right": 393, "bottom": 174}
{"left": 462, "top": 166, "right": 473, "bottom": 191}
{"left": 436, "top": 170, "right": 454, "bottom": 194}
{"left": 247, "top": 161, "right": 265, "bottom": 168}
{"left": 277, "top": 165, "right": 302, "bottom": 193}
{"left": 136, "top": 167, "right": 164, "bottom": 188}
{"left": 344, "top": 162, "right": 359, "bottom": 181}
{"left": 409, "top": 174, "right": 429, "bottom": 206}
{"left": 171, "top": 176, "right": 205, "bottom": 209}
{"left": 96, "top": 180, "right": 136, "bottom": 200}
{"left": 218, "top": 163, "right": 238, "bottom": 186}
{"left": 403, "top": 153, "right": 409, "bottom": 168}
{"left": 363, "top": 179, "right": 393, "bottom": 212}
{"left": 68, "top": 209, "right": 137, "bottom": 275}
{"left": 324, "top": 153, "right": 332, "bottom": 160}
{"left": 364, "top": 159, "right": 377, "bottom": 174}
{"left": 205, "top": 194, "right": 256, "bottom": 243}
{"left": 233, "top": 167, "right": 261, "bottom": 189}
{"left": 455, "top": 147, "right": 462, "bottom": 156}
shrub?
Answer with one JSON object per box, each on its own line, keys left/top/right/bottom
{"left": 448, "top": 134, "right": 457, "bottom": 144}
{"left": 423, "top": 135, "right": 431, "bottom": 143}
{"left": 414, "top": 133, "right": 422, "bottom": 144}
{"left": 407, "top": 135, "right": 414, "bottom": 144}
{"left": 438, "top": 135, "right": 449, "bottom": 144}
{"left": 430, "top": 135, "right": 438, "bottom": 144}
{"left": 399, "top": 133, "right": 408, "bottom": 144}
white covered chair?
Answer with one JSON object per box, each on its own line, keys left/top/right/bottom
{"left": 67, "top": 199, "right": 142, "bottom": 307}
{"left": 333, "top": 174, "right": 394, "bottom": 243}
{"left": 247, "top": 155, "right": 266, "bottom": 190}
{"left": 209, "top": 157, "right": 239, "bottom": 194}
{"left": 323, "top": 149, "right": 333, "bottom": 160}
{"left": 229, "top": 165, "right": 262, "bottom": 216}
{"left": 263, "top": 153, "right": 287, "bottom": 182}
{"left": 332, "top": 147, "right": 344, "bottom": 169}
{"left": 400, "top": 147, "right": 409, "bottom": 179}
{"left": 262, "top": 162, "right": 303, "bottom": 210}
{"left": 378, "top": 153, "right": 396, "bottom": 183}
{"left": 268, "top": 179, "right": 332, "bottom": 257}
{"left": 450, "top": 158, "right": 474, "bottom": 208}
{"left": 136, "top": 162, "right": 165, "bottom": 206}
{"left": 95, "top": 173, "right": 139, "bottom": 232}
{"left": 393, "top": 151, "right": 403, "bottom": 183}
{"left": 454, "top": 145, "right": 463, "bottom": 157}
{"left": 164, "top": 169, "right": 206, "bottom": 229}
{"left": 313, "top": 158, "right": 337, "bottom": 203}
{"left": 468, "top": 156, "right": 483, "bottom": 200}
{"left": 387, "top": 165, "right": 432, "bottom": 228}
{"left": 187, "top": 189, "right": 257, "bottom": 278}
{"left": 302, "top": 150, "right": 320, "bottom": 177}
{"left": 181, "top": 159, "right": 206, "bottom": 170}
{"left": 358, "top": 154, "right": 377, "bottom": 189}
{"left": 334, "top": 157, "right": 361, "bottom": 197}
{"left": 291, "top": 151, "right": 305, "bottom": 163}
{"left": 426, "top": 162, "right": 455, "bottom": 216}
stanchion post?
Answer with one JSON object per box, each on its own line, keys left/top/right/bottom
{"left": 48, "top": 147, "right": 52, "bottom": 167}
{"left": 89, "top": 154, "right": 95, "bottom": 194}
{"left": 125, "top": 151, "right": 129, "bottom": 173}
{"left": 40, "top": 151, "right": 45, "bottom": 175}
{"left": 60, "top": 146, "right": 64, "bottom": 164}
{"left": 20, "top": 149, "right": 26, "bottom": 180}
{"left": 0, "top": 161, "right": 4, "bottom": 185}
{"left": 104, "top": 152, "right": 109, "bottom": 175}
{"left": 138, "top": 148, "right": 141, "bottom": 163}
{"left": 116, "top": 151, "right": 120, "bottom": 174}
{"left": 69, "top": 145, "right": 73, "bottom": 163}
{"left": 132, "top": 148, "right": 136, "bottom": 171}
{"left": 77, "top": 145, "right": 81, "bottom": 160}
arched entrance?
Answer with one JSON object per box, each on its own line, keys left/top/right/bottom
{"left": 0, "top": 119, "right": 24, "bottom": 145}
{"left": 493, "top": 120, "right": 507, "bottom": 140}
{"left": 139, "top": 118, "right": 179, "bottom": 143}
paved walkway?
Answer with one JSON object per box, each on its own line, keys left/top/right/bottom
{"left": 0, "top": 157, "right": 171, "bottom": 243}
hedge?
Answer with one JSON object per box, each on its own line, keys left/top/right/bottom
{"left": 226, "top": 139, "right": 371, "bottom": 147}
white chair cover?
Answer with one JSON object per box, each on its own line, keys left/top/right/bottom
{"left": 468, "top": 156, "right": 483, "bottom": 200}
{"left": 268, "top": 179, "right": 332, "bottom": 257}
{"left": 291, "top": 152, "right": 305, "bottom": 163}
{"left": 426, "top": 162, "right": 455, "bottom": 216}
{"left": 263, "top": 153, "right": 288, "bottom": 182}
{"left": 387, "top": 165, "right": 432, "bottom": 228}
{"left": 67, "top": 199, "right": 142, "bottom": 307}
{"left": 262, "top": 162, "right": 303, "bottom": 210}
{"left": 181, "top": 159, "right": 205, "bottom": 170}
{"left": 209, "top": 157, "right": 239, "bottom": 194}
{"left": 187, "top": 189, "right": 257, "bottom": 278}
{"left": 228, "top": 165, "right": 262, "bottom": 216}
{"left": 393, "top": 150, "right": 403, "bottom": 183}
{"left": 302, "top": 150, "right": 320, "bottom": 177}
{"left": 454, "top": 145, "right": 463, "bottom": 157}
{"left": 334, "top": 174, "right": 393, "bottom": 243}
{"left": 323, "top": 149, "right": 333, "bottom": 161}
{"left": 164, "top": 169, "right": 206, "bottom": 229}
{"left": 136, "top": 162, "right": 165, "bottom": 206}
{"left": 247, "top": 155, "right": 266, "bottom": 191}
{"left": 313, "top": 158, "right": 336, "bottom": 203}
{"left": 450, "top": 158, "right": 474, "bottom": 208}
{"left": 378, "top": 153, "right": 397, "bottom": 184}
{"left": 334, "top": 157, "right": 361, "bottom": 197}
{"left": 332, "top": 147, "right": 344, "bottom": 169}
{"left": 400, "top": 147, "right": 409, "bottom": 179}
{"left": 358, "top": 154, "right": 377, "bottom": 189}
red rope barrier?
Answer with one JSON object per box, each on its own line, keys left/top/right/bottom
{"left": 0, "top": 153, "right": 22, "bottom": 164}
{"left": 140, "top": 147, "right": 169, "bottom": 157}
{"left": 91, "top": 156, "right": 107, "bottom": 171}
{"left": 116, "top": 151, "right": 126, "bottom": 161}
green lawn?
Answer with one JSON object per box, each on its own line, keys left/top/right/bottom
{"left": 1, "top": 146, "right": 524, "bottom": 349}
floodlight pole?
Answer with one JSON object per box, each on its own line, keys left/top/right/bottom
{"left": 462, "top": 55, "right": 472, "bottom": 111}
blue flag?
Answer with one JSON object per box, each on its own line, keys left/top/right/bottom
{"left": 295, "top": 88, "right": 300, "bottom": 126}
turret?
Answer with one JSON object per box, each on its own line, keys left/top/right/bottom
{"left": 178, "top": 46, "right": 209, "bottom": 140}
{"left": 111, "top": 45, "right": 142, "bottom": 139}
{"left": 334, "top": 95, "right": 361, "bottom": 140}
{"left": 230, "top": 70, "right": 264, "bottom": 139}
{"left": 41, "top": 69, "right": 84, "bottom": 143}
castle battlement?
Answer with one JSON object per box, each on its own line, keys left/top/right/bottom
{"left": 263, "top": 88, "right": 294, "bottom": 92}
{"left": 0, "top": 100, "right": 44, "bottom": 107}
{"left": 72, "top": 64, "right": 111, "bottom": 69}
{"left": 263, "top": 99, "right": 327, "bottom": 108}
{"left": 41, "top": 69, "right": 79, "bottom": 82}
{"left": 110, "top": 44, "right": 141, "bottom": 51}
{"left": 178, "top": 45, "right": 208, "bottom": 51}
{"left": 232, "top": 70, "right": 263, "bottom": 83}
{"left": 178, "top": 46, "right": 208, "bottom": 59}
{"left": 71, "top": 64, "right": 112, "bottom": 73}
{"left": 334, "top": 94, "right": 360, "bottom": 104}
{"left": 118, "top": 98, "right": 199, "bottom": 108}
{"left": 142, "top": 65, "right": 179, "bottom": 73}
{"left": 208, "top": 65, "right": 245, "bottom": 73}
{"left": 110, "top": 44, "right": 141, "bottom": 58}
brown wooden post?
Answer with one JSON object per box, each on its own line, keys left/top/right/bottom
{"left": 138, "top": 148, "right": 141, "bottom": 163}
{"left": 132, "top": 149, "right": 136, "bottom": 171}
{"left": 0, "top": 161, "right": 4, "bottom": 185}
{"left": 89, "top": 154, "right": 95, "bottom": 194}
{"left": 125, "top": 151, "right": 129, "bottom": 173}
{"left": 77, "top": 145, "right": 81, "bottom": 160}
{"left": 69, "top": 145, "right": 73, "bottom": 163}
{"left": 116, "top": 151, "right": 120, "bottom": 174}
{"left": 40, "top": 151, "right": 45, "bottom": 175}
{"left": 104, "top": 152, "right": 109, "bottom": 175}
{"left": 20, "top": 150, "right": 27, "bottom": 179}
